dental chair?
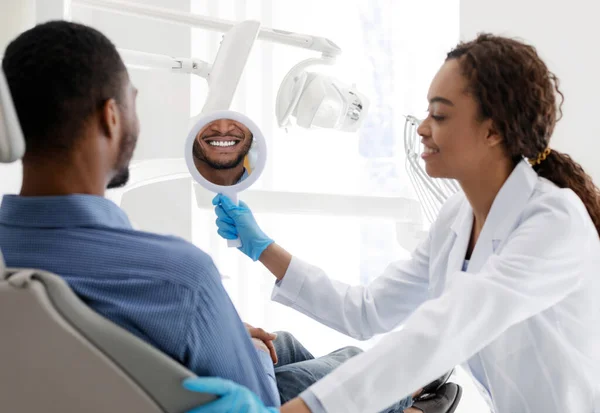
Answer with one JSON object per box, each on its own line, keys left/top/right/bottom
{"left": 0, "top": 70, "right": 214, "bottom": 412}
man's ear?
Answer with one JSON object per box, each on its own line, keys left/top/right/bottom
{"left": 484, "top": 118, "right": 503, "bottom": 147}
{"left": 99, "top": 98, "right": 121, "bottom": 142}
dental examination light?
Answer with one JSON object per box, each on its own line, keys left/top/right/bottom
{"left": 74, "top": 0, "right": 369, "bottom": 133}
{"left": 404, "top": 115, "right": 459, "bottom": 223}
{"left": 276, "top": 57, "right": 370, "bottom": 132}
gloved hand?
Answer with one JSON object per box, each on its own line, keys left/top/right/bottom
{"left": 212, "top": 193, "right": 274, "bottom": 261}
{"left": 183, "top": 377, "right": 279, "bottom": 413}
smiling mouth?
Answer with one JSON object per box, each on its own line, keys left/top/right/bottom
{"left": 202, "top": 136, "right": 242, "bottom": 148}
{"left": 206, "top": 140, "right": 239, "bottom": 147}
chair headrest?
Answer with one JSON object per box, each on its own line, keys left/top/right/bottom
{"left": 0, "top": 68, "right": 25, "bottom": 163}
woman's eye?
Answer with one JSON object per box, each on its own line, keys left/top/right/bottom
{"left": 432, "top": 115, "right": 446, "bottom": 121}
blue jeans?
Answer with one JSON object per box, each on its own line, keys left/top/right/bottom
{"left": 273, "top": 331, "right": 413, "bottom": 412}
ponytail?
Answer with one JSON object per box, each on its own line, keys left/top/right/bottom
{"left": 532, "top": 150, "right": 600, "bottom": 236}
{"left": 446, "top": 33, "right": 600, "bottom": 233}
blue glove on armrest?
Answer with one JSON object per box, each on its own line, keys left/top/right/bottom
{"left": 212, "top": 194, "right": 274, "bottom": 261}
{"left": 183, "top": 377, "right": 279, "bottom": 413}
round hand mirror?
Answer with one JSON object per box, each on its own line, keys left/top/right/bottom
{"left": 185, "top": 110, "right": 267, "bottom": 247}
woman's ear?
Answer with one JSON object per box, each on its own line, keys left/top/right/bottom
{"left": 484, "top": 118, "right": 503, "bottom": 147}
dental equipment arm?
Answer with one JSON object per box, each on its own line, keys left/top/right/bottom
{"left": 73, "top": 0, "right": 369, "bottom": 206}
{"left": 73, "top": 0, "right": 368, "bottom": 130}
{"left": 74, "top": 0, "right": 368, "bottom": 133}
{"left": 74, "top": 0, "right": 342, "bottom": 57}
{"left": 118, "top": 48, "right": 211, "bottom": 78}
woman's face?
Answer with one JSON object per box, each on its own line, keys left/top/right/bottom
{"left": 417, "top": 59, "right": 499, "bottom": 181}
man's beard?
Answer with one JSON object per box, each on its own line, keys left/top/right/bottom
{"left": 193, "top": 136, "right": 252, "bottom": 170}
{"left": 107, "top": 130, "right": 137, "bottom": 189}
{"left": 107, "top": 167, "right": 130, "bottom": 189}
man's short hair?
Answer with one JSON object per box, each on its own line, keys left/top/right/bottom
{"left": 2, "top": 20, "right": 127, "bottom": 154}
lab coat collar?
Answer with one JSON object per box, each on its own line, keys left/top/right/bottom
{"left": 448, "top": 160, "right": 538, "bottom": 273}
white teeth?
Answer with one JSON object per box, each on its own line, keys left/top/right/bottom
{"left": 424, "top": 146, "right": 439, "bottom": 154}
{"left": 208, "top": 141, "right": 237, "bottom": 147}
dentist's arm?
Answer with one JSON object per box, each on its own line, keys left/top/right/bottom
{"left": 211, "top": 194, "right": 296, "bottom": 281}
{"left": 210, "top": 194, "right": 293, "bottom": 280}
{"left": 259, "top": 243, "right": 292, "bottom": 281}
{"left": 212, "top": 194, "right": 431, "bottom": 340}
{"left": 212, "top": 194, "right": 291, "bottom": 279}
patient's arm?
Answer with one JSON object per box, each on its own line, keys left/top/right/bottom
{"left": 181, "top": 256, "right": 280, "bottom": 406}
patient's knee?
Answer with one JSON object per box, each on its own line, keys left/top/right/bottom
{"left": 340, "top": 346, "right": 362, "bottom": 357}
{"left": 273, "top": 331, "right": 297, "bottom": 345}
{"left": 330, "top": 345, "right": 363, "bottom": 358}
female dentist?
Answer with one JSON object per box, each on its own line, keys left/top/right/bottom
{"left": 184, "top": 33, "right": 600, "bottom": 413}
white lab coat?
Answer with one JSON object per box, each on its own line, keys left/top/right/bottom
{"left": 272, "top": 160, "right": 600, "bottom": 413}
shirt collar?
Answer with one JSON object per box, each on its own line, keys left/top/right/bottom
{"left": 0, "top": 194, "right": 132, "bottom": 230}
{"left": 238, "top": 167, "right": 249, "bottom": 184}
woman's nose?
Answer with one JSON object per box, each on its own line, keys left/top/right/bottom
{"left": 417, "top": 120, "right": 429, "bottom": 137}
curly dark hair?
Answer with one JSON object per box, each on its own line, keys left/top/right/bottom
{"left": 2, "top": 20, "right": 127, "bottom": 154}
{"left": 447, "top": 33, "right": 600, "bottom": 236}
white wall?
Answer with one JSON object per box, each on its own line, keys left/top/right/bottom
{"left": 0, "top": 1, "right": 35, "bottom": 53}
{"left": 460, "top": 0, "right": 600, "bottom": 182}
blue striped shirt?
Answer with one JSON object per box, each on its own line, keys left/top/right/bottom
{"left": 0, "top": 194, "right": 279, "bottom": 407}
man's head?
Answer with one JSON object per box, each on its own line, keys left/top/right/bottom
{"left": 193, "top": 118, "right": 253, "bottom": 170}
{"left": 2, "top": 20, "right": 139, "bottom": 190}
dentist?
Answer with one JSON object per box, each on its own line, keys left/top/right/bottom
{"left": 186, "top": 33, "right": 600, "bottom": 413}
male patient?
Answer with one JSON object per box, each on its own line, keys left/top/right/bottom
{"left": 0, "top": 21, "right": 452, "bottom": 413}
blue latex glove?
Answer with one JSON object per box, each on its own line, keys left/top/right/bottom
{"left": 212, "top": 193, "right": 274, "bottom": 261}
{"left": 182, "top": 377, "right": 279, "bottom": 413}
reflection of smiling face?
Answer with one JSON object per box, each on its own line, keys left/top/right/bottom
{"left": 193, "top": 118, "right": 253, "bottom": 170}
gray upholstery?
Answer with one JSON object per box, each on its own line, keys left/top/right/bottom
{"left": 0, "top": 253, "right": 215, "bottom": 413}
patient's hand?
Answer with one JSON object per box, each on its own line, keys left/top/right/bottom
{"left": 244, "top": 322, "right": 278, "bottom": 364}
{"left": 251, "top": 337, "right": 271, "bottom": 354}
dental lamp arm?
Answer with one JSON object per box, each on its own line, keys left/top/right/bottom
{"left": 118, "top": 48, "right": 211, "bottom": 78}
{"left": 75, "top": 0, "right": 342, "bottom": 57}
